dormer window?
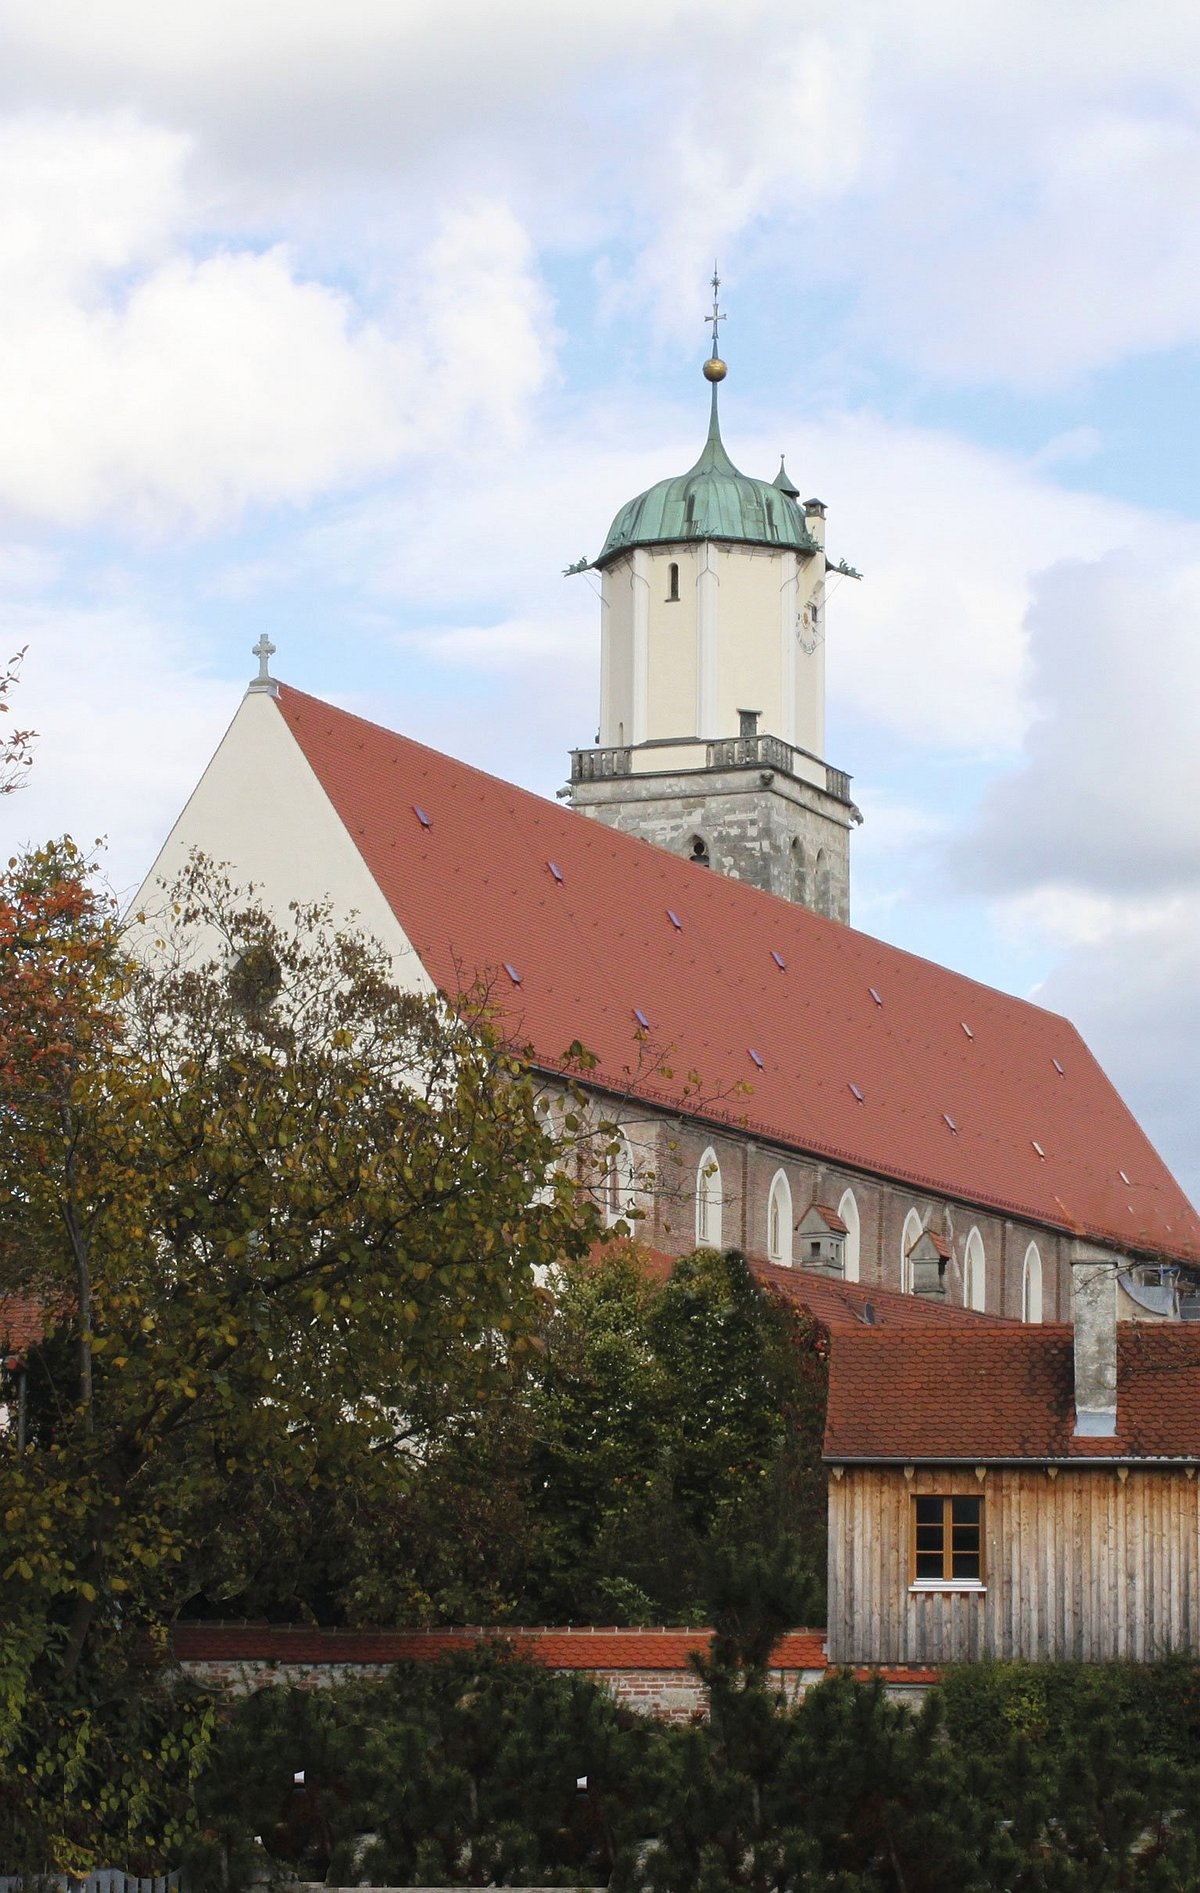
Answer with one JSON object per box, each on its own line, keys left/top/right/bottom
{"left": 667, "top": 562, "right": 680, "bottom": 601}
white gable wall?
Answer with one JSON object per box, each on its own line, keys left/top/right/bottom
{"left": 127, "top": 688, "right": 432, "bottom": 994}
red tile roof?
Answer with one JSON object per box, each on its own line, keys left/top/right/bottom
{"left": 824, "top": 1323, "right": 1200, "bottom": 1460}
{"left": 752, "top": 1258, "right": 1021, "bottom": 1331}
{"left": 0, "top": 1297, "right": 44, "bottom": 1356}
{"left": 278, "top": 686, "right": 1200, "bottom": 1263}
{"left": 171, "top": 1623, "right": 828, "bottom": 1671}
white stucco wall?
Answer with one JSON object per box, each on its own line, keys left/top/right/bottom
{"left": 599, "top": 541, "right": 826, "bottom": 754}
{"left": 127, "top": 688, "right": 432, "bottom": 993}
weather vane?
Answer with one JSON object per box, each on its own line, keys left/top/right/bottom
{"left": 703, "top": 264, "right": 727, "bottom": 383}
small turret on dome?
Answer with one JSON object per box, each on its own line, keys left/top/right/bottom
{"left": 773, "top": 456, "right": 800, "bottom": 500}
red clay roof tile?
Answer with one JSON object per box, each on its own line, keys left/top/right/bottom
{"left": 171, "top": 1623, "right": 828, "bottom": 1671}
{"left": 278, "top": 686, "right": 1200, "bottom": 1263}
{"left": 825, "top": 1324, "right": 1200, "bottom": 1460}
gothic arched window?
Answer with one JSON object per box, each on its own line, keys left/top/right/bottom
{"left": 838, "top": 1188, "right": 861, "bottom": 1282}
{"left": 815, "top": 849, "right": 833, "bottom": 917}
{"left": 767, "top": 1170, "right": 792, "bottom": 1265}
{"left": 604, "top": 1130, "right": 636, "bottom": 1227}
{"left": 963, "top": 1227, "right": 986, "bottom": 1311}
{"left": 901, "top": 1209, "right": 924, "bottom": 1293}
{"left": 790, "top": 837, "right": 806, "bottom": 905}
{"left": 696, "top": 1147, "right": 723, "bottom": 1247}
{"left": 1023, "top": 1243, "right": 1043, "bottom": 1323}
{"left": 690, "top": 835, "right": 711, "bottom": 868}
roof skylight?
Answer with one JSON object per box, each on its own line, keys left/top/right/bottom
{"left": 771, "top": 950, "right": 786, "bottom": 971}
{"left": 961, "top": 1022, "right": 974, "bottom": 1040}
{"left": 869, "top": 987, "right": 883, "bottom": 1008}
{"left": 413, "top": 805, "right": 432, "bottom": 829}
{"left": 849, "top": 1082, "right": 864, "bottom": 1103}
{"left": 633, "top": 1008, "right": 651, "bottom": 1030}
{"left": 1053, "top": 1058, "right": 1065, "bottom": 1076}
{"left": 548, "top": 861, "right": 564, "bottom": 883}
{"left": 503, "top": 962, "right": 522, "bottom": 986}
{"left": 667, "top": 910, "right": 682, "bottom": 931}
{"left": 1032, "top": 1140, "right": 1046, "bottom": 1159}
{"left": 1119, "top": 1169, "right": 1132, "bottom": 1186}
{"left": 748, "top": 1048, "right": 765, "bottom": 1070}
{"left": 944, "top": 1113, "right": 958, "bottom": 1133}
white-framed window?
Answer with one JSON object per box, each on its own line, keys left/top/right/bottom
{"left": 696, "top": 1146, "right": 723, "bottom": 1247}
{"left": 838, "top": 1188, "right": 861, "bottom": 1282}
{"left": 604, "top": 1129, "right": 636, "bottom": 1227}
{"left": 767, "top": 1170, "right": 792, "bottom": 1265}
{"left": 901, "top": 1209, "right": 924, "bottom": 1294}
{"left": 963, "top": 1226, "right": 986, "bottom": 1311}
{"left": 1023, "top": 1243, "right": 1043, "bottom": 1323}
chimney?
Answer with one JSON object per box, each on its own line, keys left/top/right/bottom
{"left": 1071, "top": 1243, "right": 1118, "bottom": 1437}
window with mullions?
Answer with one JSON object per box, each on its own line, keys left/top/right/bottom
{"left": 911, "top": 1495, "right": 984, "bottom": 1587}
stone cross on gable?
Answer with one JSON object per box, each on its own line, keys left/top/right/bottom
{"left": 248, "top": 634, "right": 279, "bottom": 696}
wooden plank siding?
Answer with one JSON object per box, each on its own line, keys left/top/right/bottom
{"left": 828, "top": 1466, "right": 1200, "bottom": 1664}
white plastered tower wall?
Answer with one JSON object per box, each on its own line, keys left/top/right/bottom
{"left": 600, "top": 538, "right": 827, "bottom": 756}
{"left": 127, "top": 685, "right": 432, "bottom": 994}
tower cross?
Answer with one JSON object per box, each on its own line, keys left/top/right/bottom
{"left": 700, "top": 263, "right": 719, "bottom": 357}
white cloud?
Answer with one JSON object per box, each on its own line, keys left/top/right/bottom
{"left": 0, "top": 115, "right": 553, "bottom": 532}
{"left": 955, "top": 556, "right": 1200, "bottom": 899}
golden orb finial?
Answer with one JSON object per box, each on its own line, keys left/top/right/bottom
{"left": 703, "top": 356, "right": 727, "bottom": 382}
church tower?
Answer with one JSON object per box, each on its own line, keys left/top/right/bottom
{"left": 567, "top": 289, "right": 860, "bottom": 921}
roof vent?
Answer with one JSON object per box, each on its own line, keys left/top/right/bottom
{"left": 869, "top": 987, "right": 883, "bottom": 1008}
{"left": 503, "top": 962, "right": 522, "bottom": 986}
{"left": 1053, "top": 1057, "right": 1065, "bottom": 1076}
{"left": 633, "top": 1008, "right": 651, "bottom": 1030}
{"left": 548, "top": 861, "right": 564, "bottom": 884}
{"left": 849, "top": 1082, "right": 864, "bottom": 1103}
{"left": 771, "top": 950, "right": 786, "bottom": 971}
{"left": 961, "top": 1022, "right": 974, "bottom": 1040}
{"left": 943, "top": 1113, "right": 958, "bottom": 1133}
{"left": 1032, "top": 1140, "right": 1046, "bottom": 1159}
{"left": 667, "top": 910, "right": 683, "bottom": 931}
{"left": 1119, "top": 1170, "right": 1132, "bottom": 1186}
{"left": 413, "top": 805, "right": 432, "bottom": 829}
{"left": 748, "top": 1048, "right": 765, "bottom": 1070}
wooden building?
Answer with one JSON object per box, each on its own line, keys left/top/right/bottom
{"left": 824, "top": 1250, "right": 1200, "bottom": 1664}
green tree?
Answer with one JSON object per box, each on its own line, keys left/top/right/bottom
{"left": 0, "top": 849, "right": 600, "bottom": 1868}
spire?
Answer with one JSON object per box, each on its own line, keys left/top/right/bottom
{"left": 773, "top": 455, "right": 800, "bottom": 500}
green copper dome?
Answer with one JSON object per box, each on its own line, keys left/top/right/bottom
{"left": 594, "top": 385, "right": 820, "bottom": 569}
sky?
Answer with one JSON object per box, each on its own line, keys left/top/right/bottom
{"left": 1, "top": 0, "right": 1199, "bottom": 1194}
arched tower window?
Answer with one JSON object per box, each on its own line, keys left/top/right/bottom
{"left": 696, "top": 1147, "right": 723, "bottom": 1247}
{"left": 767, "top": 1170, "right": 793, "bottom": 1265}
{"left": 1023, "top": 1243, "right": 1043, "bottom": 1323}
{"left": 690, "top": 835, "right": 711, "bottom": 868}
{"left": 838, "top": 1188, "right": 861, "bottom": 1282}
{"left": 815, "top": 848, "right": 833, "bottom": 917}
{"left": 963, "top": 1227, "right": 986, "bottom": 1311}
{"left": 901, "top": 1209, "right": 924, "bottom": 1294}
{"left": 790, "top": 837, "right": 806, "bottom": 905}
{"left": 604, "top": 1129, "right": 636, "bottom": 1227}
{"left": 667, "top": 562, "right": 680, "bottom": 601}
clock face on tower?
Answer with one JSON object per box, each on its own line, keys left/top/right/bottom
{"left": 796, "top": 593, "right": 822, "bottom": 656}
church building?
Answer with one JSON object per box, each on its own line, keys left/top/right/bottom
{"left": 132, "top": 328, "right": 1200, "bottom": 1330}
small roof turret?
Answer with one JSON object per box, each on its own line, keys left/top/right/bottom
{"left": 773, "top": 456, "right": 800, "bottom": 500}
